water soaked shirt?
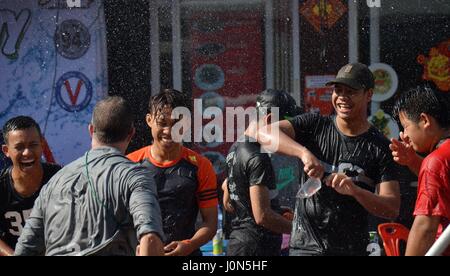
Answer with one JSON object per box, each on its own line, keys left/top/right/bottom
{"left": 0, "top": 163, "right": 61, "bottom": 249}
{"left": 225, "top": 137, "right": 282, "bottom": 256}
{"left": 127, "top": 146, "right": 218, "bottom": 255}
{"left": 15, "top": 146, "right": 164, "bottom": 256}
{"left": 288, "top": 113, "right": 398, "bottom": 255}
{"left": 415, "top": 139, "right": 450, "bottom": 256}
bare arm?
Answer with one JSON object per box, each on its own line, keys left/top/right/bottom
{"left": 138, "top": 233, "right": 164, "bottom": 256}
{"left": 221, "top": 178, "right": 234, "bottom": 213}
{"left": 255, "top": 120, "right": 324, "bottom": 179}
{"left": 250, "top": 185, "right": 292, "bottom": 234}
{"left": 326, "top": 174, "right": 400, "bottom": 219}
{"left": 165, "top": 206, "right": 218, "bottom": 256}
{"left": 406, "top": 215, "right": 440, "bottom": 256}
{"left": 0, "top": 239, "right": 14, "bottom": 256}
{"left": 353, "top": 180, "right": 400, "bottom": 219}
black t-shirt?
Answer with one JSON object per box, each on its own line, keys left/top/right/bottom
{"left": 0, "top": 163, "right": 61, "bottom": 249}
{"left": 225, "top": 137, "right": 281, "bottom": 235}
{"left": 288, "top": 113, "right": 399, "bottom": 256}
{"left": 140, "top": 158, "right": 200, "bottom": 246}
{"left": 128, "top": 146, "right": 218, "bottom": 257}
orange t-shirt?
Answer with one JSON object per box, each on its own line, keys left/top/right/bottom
{"left": 127, "top": 146, "right": 218, "bottom": 209}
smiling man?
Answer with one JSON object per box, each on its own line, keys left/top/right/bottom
{"left": 0, "top": 116, "right": 61, "bottom": 256}
{"left": 128, "top": 88, "right": 218, "bottom": 256}
{"left": 254, "top": 63, "right": 401, "bottom": 256}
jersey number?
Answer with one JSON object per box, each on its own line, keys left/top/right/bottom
{"left": 4, "top": 210, "right": 32, "bottom": 236}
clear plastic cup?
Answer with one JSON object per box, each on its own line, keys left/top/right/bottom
{"left": 296, "top": 177, "right": 322, "bottom": 199}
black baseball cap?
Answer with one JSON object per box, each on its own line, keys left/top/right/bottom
{"left": 326, "top": 62, "right": 375, "bottom": 90}
{"left": 256, "top": 89, "right": 302, "bottom": 119}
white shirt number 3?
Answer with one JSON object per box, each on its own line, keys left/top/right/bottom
{"left": 4, "top": 209, "right": 32, "bottom": 236}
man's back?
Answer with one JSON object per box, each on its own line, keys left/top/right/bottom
{"left": 15, "top": 146, "right": 163, "bottom": 256}
{"left": 226, "top": 138, "right": 279, "bottom": 229}
{"left": 225, "top": 137, "right": 284, "bottom": 256}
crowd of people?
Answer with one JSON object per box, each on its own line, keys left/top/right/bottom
{"left": 0, "top": 63, "right": 449, "bottom": 256}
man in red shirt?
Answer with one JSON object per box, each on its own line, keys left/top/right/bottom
{"left": 394, "top": 85, "right": 450, "bottom": 256}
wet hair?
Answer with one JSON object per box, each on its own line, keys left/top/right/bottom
{"left": 256, "top": 89, "right": 302, "bottom": 119}
{"left": 2, "top": 116, "right": 42, "bottom": 144}
{"left": 393, "top": 85, "right": 450, "bottom": 128}
{"left": 148, "top": 88, "right": 192, "bottom": 117}
{"left": 92, "top": 96, "right": 134, "bottom": 144}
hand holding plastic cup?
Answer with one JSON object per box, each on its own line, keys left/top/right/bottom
{"left": 296, "top": 177, "right": 322, "bottom": 199}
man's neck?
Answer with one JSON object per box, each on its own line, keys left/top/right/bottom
{"left": 91, "top": 139, "right": 127, "bottom": 154}
{"left": 430, "top": 128, "right": 450, "bottom": 151}
{"left": 11, "top": 164, "right": 43, "bottom": 198}
{"left": 335, "top": 116, "right": 370, "bottom": 136}
{"left": 150, "top": 143, "right": 182, "bottom": 163}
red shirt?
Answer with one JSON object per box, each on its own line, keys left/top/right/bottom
{"left": 414, "top": 139, "right": 450, "bottom": 256}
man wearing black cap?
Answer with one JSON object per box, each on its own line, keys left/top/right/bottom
{"left": 222, "top": 89, "right": 300, "bottom": 256}
{"left": 254, "top": 63, "right": 401, "bottom": 256}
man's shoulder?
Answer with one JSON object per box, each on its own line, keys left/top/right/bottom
{"left": 0, "top": 167, "right": 12, "bottom": 205}
{"left": 42, "top": 162, "right": 62, "bottom": 174}
{"left": 0, "top": 166, "right": 10, "bottom": 182}
{"left": 422, "top": 146, "right": 450, "bottom": 174}
{"left": 182, "top": 147, "right": 213, "bottom": 169}
{"left": 364, "top": 126, "right": 391, "bottom": 149}
{"left": 434, "top": 139, "right": 450, "bottom": 158}
{"left": 126, "top": 146, "right": 151, "bottom": 162}
{"left": 230, "top": 142, "right": 272, "bottom": 173}
{"left": 0, "top": 166, "right": 12, "bottom": 190}
{"left": 290, "top": 112, "right": 327, "bottom": 124}
{"left": 289, "top": 113, "right": 334, "bottom": 136}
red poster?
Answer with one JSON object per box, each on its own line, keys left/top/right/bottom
{"left": 304, "top": 75, "right": 335, "bottom": 115}
{"left": 417, "top": 39, "right": 450, "bottom": 92}
{"left": 189, "top": 11, "right": 264, "bottom": 178}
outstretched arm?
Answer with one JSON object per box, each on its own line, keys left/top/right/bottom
{"left": 254, "top": 120, "right": 324, "bottom": 179}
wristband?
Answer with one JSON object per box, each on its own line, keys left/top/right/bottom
{"left": 181, "top": 239, "right": 192, "bottom": 245}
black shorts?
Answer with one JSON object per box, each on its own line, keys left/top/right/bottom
{"left": 226, "top": 227, "right": 281, "bottom": 256}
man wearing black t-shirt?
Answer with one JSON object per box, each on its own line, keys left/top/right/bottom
{"left": 0, "top": 116, "right": 61, "bottom": 255}
{"left": 255, "top": 63, "right": 401, "bottom": 256}
{"left": 223, "top": 89, "right": 300, "bottom": 256}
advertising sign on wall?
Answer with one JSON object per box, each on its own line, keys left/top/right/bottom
{"left": 189, "top": 11, "right": 264, "bottom": 179}
{"left": 0, "top": 0, "right": 108, "bottom": 165}
{"left": 304, "top": 75, "right": 335, "bottom": 115}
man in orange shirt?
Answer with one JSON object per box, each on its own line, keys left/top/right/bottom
{"left": 128, "top": 88, "right": 218, "bottom": 256}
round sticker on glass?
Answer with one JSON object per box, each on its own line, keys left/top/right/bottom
{"left": 368, "top": 109, "right": 400, "bottom": 140}
{"left": 369, "top": 63, "right": 398, "bottom": 102}
{"left": 194, "top": 64, "right": 225, "bottom": 91}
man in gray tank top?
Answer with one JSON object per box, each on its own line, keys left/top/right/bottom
{"left": 15, "top": 96, "right": 165, "bottom": 256}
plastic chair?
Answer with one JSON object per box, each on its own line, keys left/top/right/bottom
{"left": 378, "top": 223, "right": 410, "bottom": 256}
